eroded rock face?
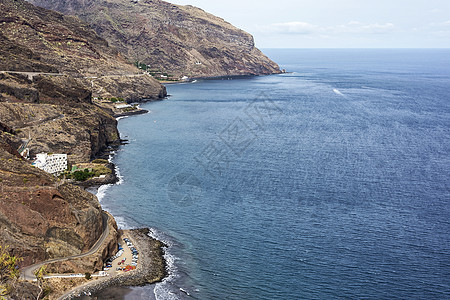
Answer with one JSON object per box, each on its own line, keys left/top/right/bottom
{"left": 46, "top": 211, "right": 119, "bottom": 274}
{"left": 30, "top": 0, "right": 281, "bottom": 78}
{"left": 0, "top": 136, "right": 105, "bottom": 267}
{"left": 0, "top": 0, "right": 166, "bottom": 101}
{"left": 0, "top": 73, "right": 120, "bottom": 162}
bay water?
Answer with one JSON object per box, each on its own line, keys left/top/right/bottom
{"left": 97, "top": 49, "right": 450, "bottom": 299}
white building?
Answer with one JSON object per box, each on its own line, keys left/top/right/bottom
{"left": 32, "top": 153, "right": 67, "bottom": 176}
{"left": 115, "top": 104, "right": 132, "bottom": 109}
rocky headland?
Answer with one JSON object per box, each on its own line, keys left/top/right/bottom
{"left": 0, "top": 133, "right": 108, "bottom": 267}
{"left": 30, "top": 0, "right": 281, "bottom": 78}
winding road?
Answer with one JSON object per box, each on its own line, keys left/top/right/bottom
{"left": 22, "top": 212, "right": 110, "bottom": 281}
{"left": 0, "top": 71, "right": 63, "bottom": 80}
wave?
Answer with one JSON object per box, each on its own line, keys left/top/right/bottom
{"left": 96, "top": 184, "right": 111, "bottom": 203}
{"left": 113, "top": 215, "right": 129, "bottom": 229}
{"left": 115, "top": 164, "right": 124, "bottom": 185}
{"left": 333, "top": 88, "right": 345, "bottom": 97}
{"left": 116, "top": 116, "right": 129, "bottom": 121}
{"left": 148, "top": 228, "right": 181, "bottom": 300}
{"left": 95, "top": 153, "right": 124, "bottom": 204}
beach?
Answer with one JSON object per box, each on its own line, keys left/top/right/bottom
{"left": 54, "top": 228, "right": 167, "bottom": 300}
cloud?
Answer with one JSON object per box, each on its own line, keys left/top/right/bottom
{"left": 269, "top": 22, "right": 319, "bottom": 34}
{"left": 261, "top": 21, "right": 395, "bottom": 35}
{"left": 339, "top": 22, "right": 395, "bottom": 34}
{"left": 428, "top": 21, "right": 450, "bottom": 37}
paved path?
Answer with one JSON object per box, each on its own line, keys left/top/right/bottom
{"left": 22, "top": 212, "right": 110, "bottom": 281}
{"left": 0, "top": 71, "right": 63, "bottom": 80}
{"left": 85, "top": 74, "right": 145, "bottom": 79}
{"left": 0, "top": 71, "right": 145, "bottom": 80}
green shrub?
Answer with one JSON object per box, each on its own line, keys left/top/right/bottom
{"left": 92, "top": 159, "right": 108, "bottom": 164}
{"left": 73, "top": 169, "right": 94, "bottom": 181}
{"left": 92, "top": 165, "right": 112, "bottom": 177}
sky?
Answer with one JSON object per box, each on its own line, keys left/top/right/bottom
{"left": 168, "top": 0, "right": 450, "bottom": 48}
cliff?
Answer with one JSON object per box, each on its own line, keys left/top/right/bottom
{"left": 0, "top": 0, "right": 166, "bottom": 100}
{"left": 0, "top": 72, "right": 120, "bottom": 163}
{"left": 0, "top": 132, "right": 111, "bottom": 267}
{"left": 29, "top": 0, "right": 281, "bottom": 78}
{"left": 0, "top": 0, "right": 167, "bottom": 161}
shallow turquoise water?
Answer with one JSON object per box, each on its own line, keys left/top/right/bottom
{"left": 98, "top": 49, "right": 450, "bottom": 299}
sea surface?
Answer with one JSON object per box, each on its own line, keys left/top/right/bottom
{"left": 96, "top": 49, "right": 450, "bottom": 299}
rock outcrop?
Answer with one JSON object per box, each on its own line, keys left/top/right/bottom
{"left": 0, "top": 0, "right": 166, "bottom": 100}
{"left": 46, "top": 211, "right": 119, "bottom": 274}
{"left": 0, "top": 72, "right": 120, "bottom": 163}
{"left": 0, "top": 133, "right": 108, "bottom": 267}
{"left": 0, "top": 0, "right": 166, "bottom": 162}
{"left": 30, "top": 0, "right": 281, "bottom": 78}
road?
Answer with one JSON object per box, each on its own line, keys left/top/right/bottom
{"left": 0, "top": 71, "right": 146, "bottom": 80}
{"left": 0, "top": 71, "right": 63, "bottom": 80}
{"left": 22, "top": 212, "right": 110, "bottom": 281}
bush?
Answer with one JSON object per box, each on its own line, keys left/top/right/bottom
{"left": 73, "top": 169, "right": 94, "bottom": 181}
{"left": 92, "top": 165, "right": 112, "bottom": 177}
{"left": 91, "top": 159, "right": 108, "bottom": 164}
{"left": 85, "top": 272, "right": 91, "bottom": 280}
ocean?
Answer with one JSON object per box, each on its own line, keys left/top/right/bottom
{"left": 96, "top": 49, "right": 450, "bottom": 299}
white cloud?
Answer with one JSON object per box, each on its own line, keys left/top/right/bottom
{"left": 261, "top": 21, "right": 395, "bottom": 35}
{"left": 339, "top": 22, "right": 395, "bottom": 34}
{"left": 268, "top": 22, "right": 319, "bottom": 34}
{"left": 426, "top": 21, "right": 450, "bottom": 37}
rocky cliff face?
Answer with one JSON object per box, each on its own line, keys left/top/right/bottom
{"left": 30, "top": 0, "right": 281, "bottom": 78}
{"left": 0, "top": 0, "right": 166, "bottom": 100}
{"left": 0, "top": 72, "right": 120, "bottom": 162}
{"left": 0, "top": 0, "right": 167, "bottom": 161}
{"left": 0, "top": 133, "right": 106, "bottom": 267}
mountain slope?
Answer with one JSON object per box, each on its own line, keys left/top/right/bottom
{"left": 0, "top": 131, "right": 111, "bottom": 267}
{"left": 0, "top": 0, "right": 166, "bottom": 100}
{"left": 30, "top": 0, "right": 281, "bottom": 78}
{"left": 0, "top": 0, "right": 167, "bottom": 161}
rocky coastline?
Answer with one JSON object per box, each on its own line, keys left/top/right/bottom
{"left": 61, "top": 106, "right": 168, "bottom": 298}
{"left": 58, "top": 229, "right": 167, "bottom": 300}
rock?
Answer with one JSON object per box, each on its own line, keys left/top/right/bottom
{"left": 0, "top": 0, "right": 166, "bottom": 101}
{"left": 0, "top": 137, "right": 105, "bottom": 267}
{"left": 29, "top": 0, "right": 281, "bottom": 78}
{"left": 46, "top": 211, "right": 120, "bottom": 274}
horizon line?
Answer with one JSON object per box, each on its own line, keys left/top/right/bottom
{"left": 259, "top": 47, "right": 450, "bottom": 50}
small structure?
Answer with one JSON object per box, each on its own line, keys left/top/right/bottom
{"left": 32, "top": 153, "right": 67, "bottom": 176}
{"left": 116, "top": 104, "right": 132, "bottom": 109}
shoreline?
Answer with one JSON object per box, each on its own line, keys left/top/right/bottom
{"left": 55, "top": 104, "right": 168, "bottom": 299}
{"left": 58, "top": 229, "right": 167, "bottom": 300}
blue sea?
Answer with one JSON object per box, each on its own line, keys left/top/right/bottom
{"left": 97, "top": 49, "right": 450, "bottom": 299}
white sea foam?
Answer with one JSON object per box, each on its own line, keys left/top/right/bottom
{"left": 333, "top": 88, "right": 345, "bottom": 97}
{"left": 148, "top": 228, "right": 181, "bottom": 300}
{"left": 108, "top": 152, "right": 114, "bottom": 163}
{"left": 115, "top": 164, "right": 124, "bottom": 185}
{"left": 116, "top": 116, "right": 129, "bottom": 121}
{"left": 96, "top": 184, "right": 112, "bottom": 203}
{"left": 113, "top": 215, "right": 129, "bottom": 229}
